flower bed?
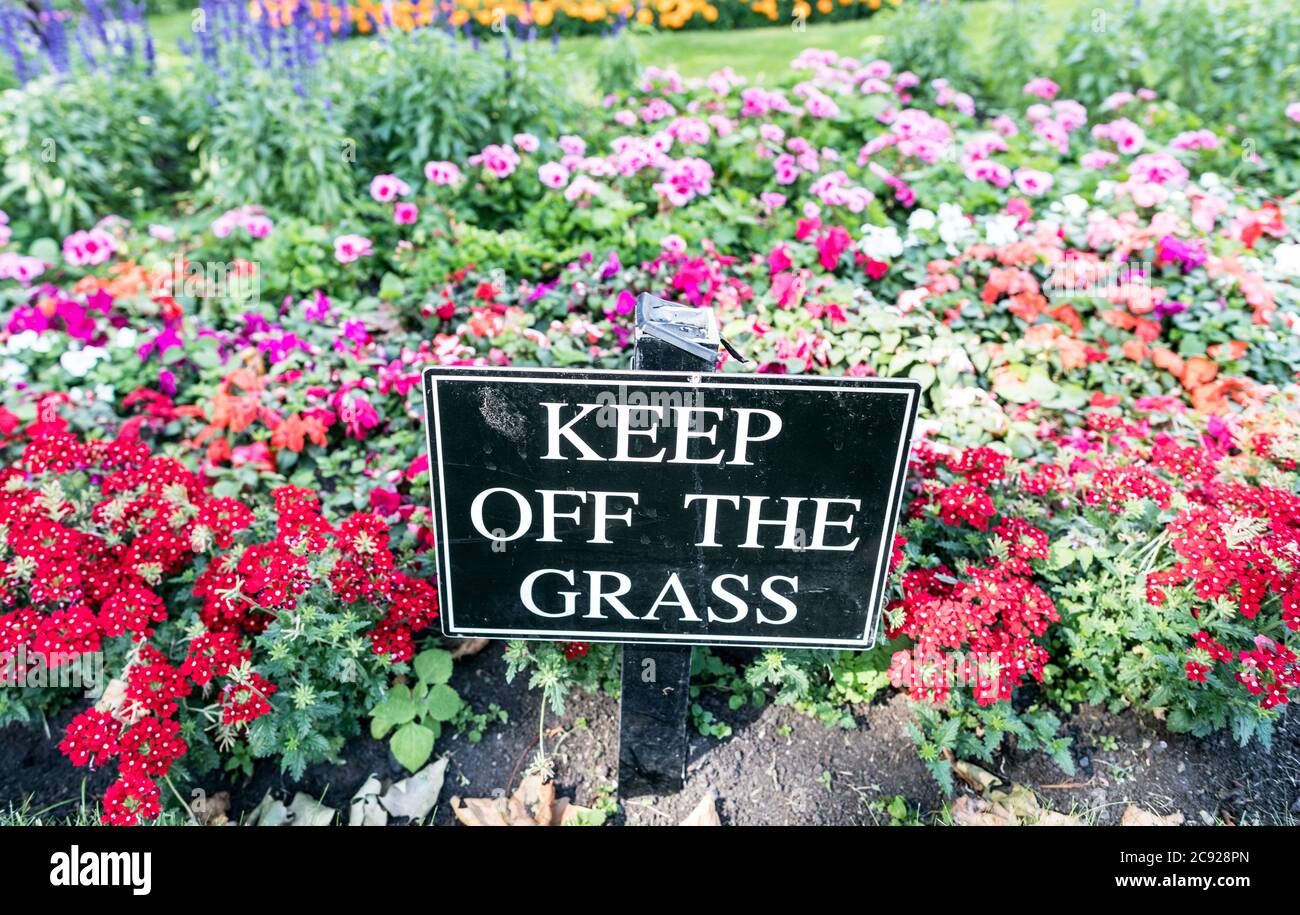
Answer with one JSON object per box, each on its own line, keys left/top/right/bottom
{"left": 1, "top": 10, "right": 1300, "bottom": 822}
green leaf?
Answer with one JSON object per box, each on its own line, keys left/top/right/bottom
{"left": 373, "top": 684, "right": 418, "bottom": 726}
{"left": 425, "top": 684, "right": 462, "bottom": 722}
{"left": 414, "top": 648, "right": 454, "bottom": 685}
{"left": 907, "top": 362, "right": 937, "bottom": 390}
{"left": 390, "top": 722, "right": 435, "bottom": 773}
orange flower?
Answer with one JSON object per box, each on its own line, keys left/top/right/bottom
{"left": 270, "top": 413, "right": 329, "bottom": 453}
{"left": 1181, "top": 355, "right": 1218, "bottom": 392}
{"left": 1151, "top": 348, "right": 1185, "bottom": 380}
{"left": 1122, "top": 338, "right": 1150, "bottom": 362}
{"left": 1207, "top": 341, "right": 1248, "bottom": 361}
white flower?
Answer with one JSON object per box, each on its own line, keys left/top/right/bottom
{"left": 113, "top": 327, "right": 139, "bottom": 349}
{"left": 60, "top": 346, "right": 106, "bottom": 378}
{"left": 907, "top": 208, "right": 936, "bottom": 232}
{"left": 1061, "top": 193, "right": 1089, "bottom": 218}
{"left": 984, "top": 214, "right": 1020, "bottom": 247}
{"left": 1199, "top": 172, "right": 1221, "bottom": 189}
{"left": 897, "top": 288, "right": 929, "bottom": 313}
{"left": 859, "top": 224, "right": 904, "bottom": 261}
{"left": 0, "top": 358, "right": 27, "bottom": 382}
{"left": 1275, "top": 243, "right": 1300, "bottom": 278}
{"left": 3, "top": 330, "right": 39, "bottom": 354}
{"left": 937, "top": 202, "right": 971, "bottom": 248}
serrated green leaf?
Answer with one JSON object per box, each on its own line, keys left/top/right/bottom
{"left": 414, "top": 648, "right": 454, "bottom": 685}
{"left": 425, "top": 684, "right": 462, "bottom": 722}
{"left": 391, "top": 722, "right": 435, "bottom": 773}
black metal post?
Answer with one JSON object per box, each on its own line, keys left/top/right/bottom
{"left": 617, "top": 294, "right": 720, "bottom": 797}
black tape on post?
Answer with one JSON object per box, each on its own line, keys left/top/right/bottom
{"left": 616, "top": 293, "right": 719, "bottom": 797}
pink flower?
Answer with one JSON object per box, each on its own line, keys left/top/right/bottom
{"left": 242, "top": 214, "right": 273, "bottom": 238}
{"left": 653, "top": 157, "right": 714, "bottom": 207}
{"left": 1092, "top": 117, "right": 1146, "bottom": 154}
{"left": 538, "top": 162, "right": 570, "bottom": 189}
{"left": 470, "top": 144, "right": 521, "bottom": 179}
{"left": 564, "top": 176, "right": 600, "bottom": 203}
{"left": 804, "top": 91, "right": 840, "bottom": 119}
{"left": 767, "top": 244, "right": 792, "bottom": 274}
{"left": 773, "top": 153, "right": 801, "bottom": 185}
{"left": 212, "top": 207, "right": 272, "bottom": 239}
{"left": 370, "top": 488, "right": 401, "bottom": 515}
{"left": 559, "top": 134, "right": 587, "bottom": 157}
{"left": 1053, "top": 100, "right": 1088, "bottom": 131}
{"left": 333, "top": 234, "right": 372, "bottom": 264}
{"left": 660, "top": 234, "right": 686, "bottom": 255}
{"left": 0, "top": 252, "right": 45, "bottom": 284}
{"left": 1023, "top": 77, "right": 1060, "bottom": 101}
{"left": 394, "top": 202, "right": 419, "bottom": 225}
{"left": 62, "top": 227, "right": 116, "bottom": 267}
{"left": 1013, "top": 168, "right": 1053, "bottom": 197}
{"left": 342, "top": 395, "right": 380, "bottom": 440}
{"left": 512, "top": 132, "right": 540, "bottom": 153}
{"left": 1170, "top": 129, "right": 1220, "bottom": 150}
{"left": 964, "top": 159, "right": 1012, "bottom": 189}
{"left": 369, "top": 174, "right": 411, "bottom": 202}
{"left": 1130, "top": 152, "right": 1189, "bottom": 186}
{"left": 1287, "top": 102, "right": 1300, "bottom": 123}
{"left": 424, "top": 161, "right": 463, "bottom": 185}
{"left": 991, "top": 114, "right": 1019, "bottom": 137}
{"left": 1081, "top": 149, "right": 1119, "bottom": 170}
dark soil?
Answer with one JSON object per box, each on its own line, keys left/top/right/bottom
{"left": 3, "top": 642, "right": 1298, "bottom": 825}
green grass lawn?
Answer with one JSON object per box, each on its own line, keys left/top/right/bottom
{"left": 150, "top": 0, "right": 1090, "bottom": 81}
{"left": 560, "top": 0, "right": 1087, "bottom": 80}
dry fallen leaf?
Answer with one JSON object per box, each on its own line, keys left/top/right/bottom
{"left": 951, "top": 778, "right": 1080, "bottom": 826}
{"left": 452, "top": 795, "right": 512, "bottom": 827}
{"left": 449, "top": 638, "right": 491, "bottom": 660}
{"left": 193, "top": 790, "right": 230, "bottom": 826}
{"left": 954, "top": 761, "right": 1002, "bottom": 793}
{"left": 288, "top": 793, "right": 337, "bottom": 826}
{"left": 951, "top": 795, "right": 1017, "bottom": 827}
{"left": 349, "top": 774, "right": 389, "bottom": 827}
{"left": 1120, "top": 804, "right": 1185, "bottom": 826}
{"left": 988, "top": 783, "right": 1042, "bottom": 820}
{"left": 245, "top": 791, "right": 288, "bottom": 827}
{"left": 1035, "top": 811, "right": 1082, "bottom": 826}
{"left": 380, "top": 757, "right": 447, "bottom": 821}
{"left": 679, "top": 790, "right": 721, "bottom": 826}
{"left": 452, "top": 775, "right": 603, "bottom": 826}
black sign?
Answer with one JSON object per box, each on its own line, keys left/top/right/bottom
{"left": 422, "top": 367, "right": 919, "bottom": 649}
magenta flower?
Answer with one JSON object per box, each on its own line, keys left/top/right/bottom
{"left": 1013, "top": 168, "right": 1054, "bottom": 197}
{"left": 1023, "top": 77, "right": 1060, "bottom": 101}
{"left": 424, "top": 161, "right": 463, "bottom": 185}
{"left": 333, "top": 234, "right": 372, "bottom": 264}
{"left": 62, "top": 228, "right": 116, "bottom": 267}
{"left": 470, "top": 144, "right": 521, "bottom": 179}
{"left": 538, "top": 162, "right": 570, "bottom": 189}
{"left": 394, "top": 202, "right": 419, "bottom": 225}
{"left": 369, "top": 174, "right": 411, "bottom": 202}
